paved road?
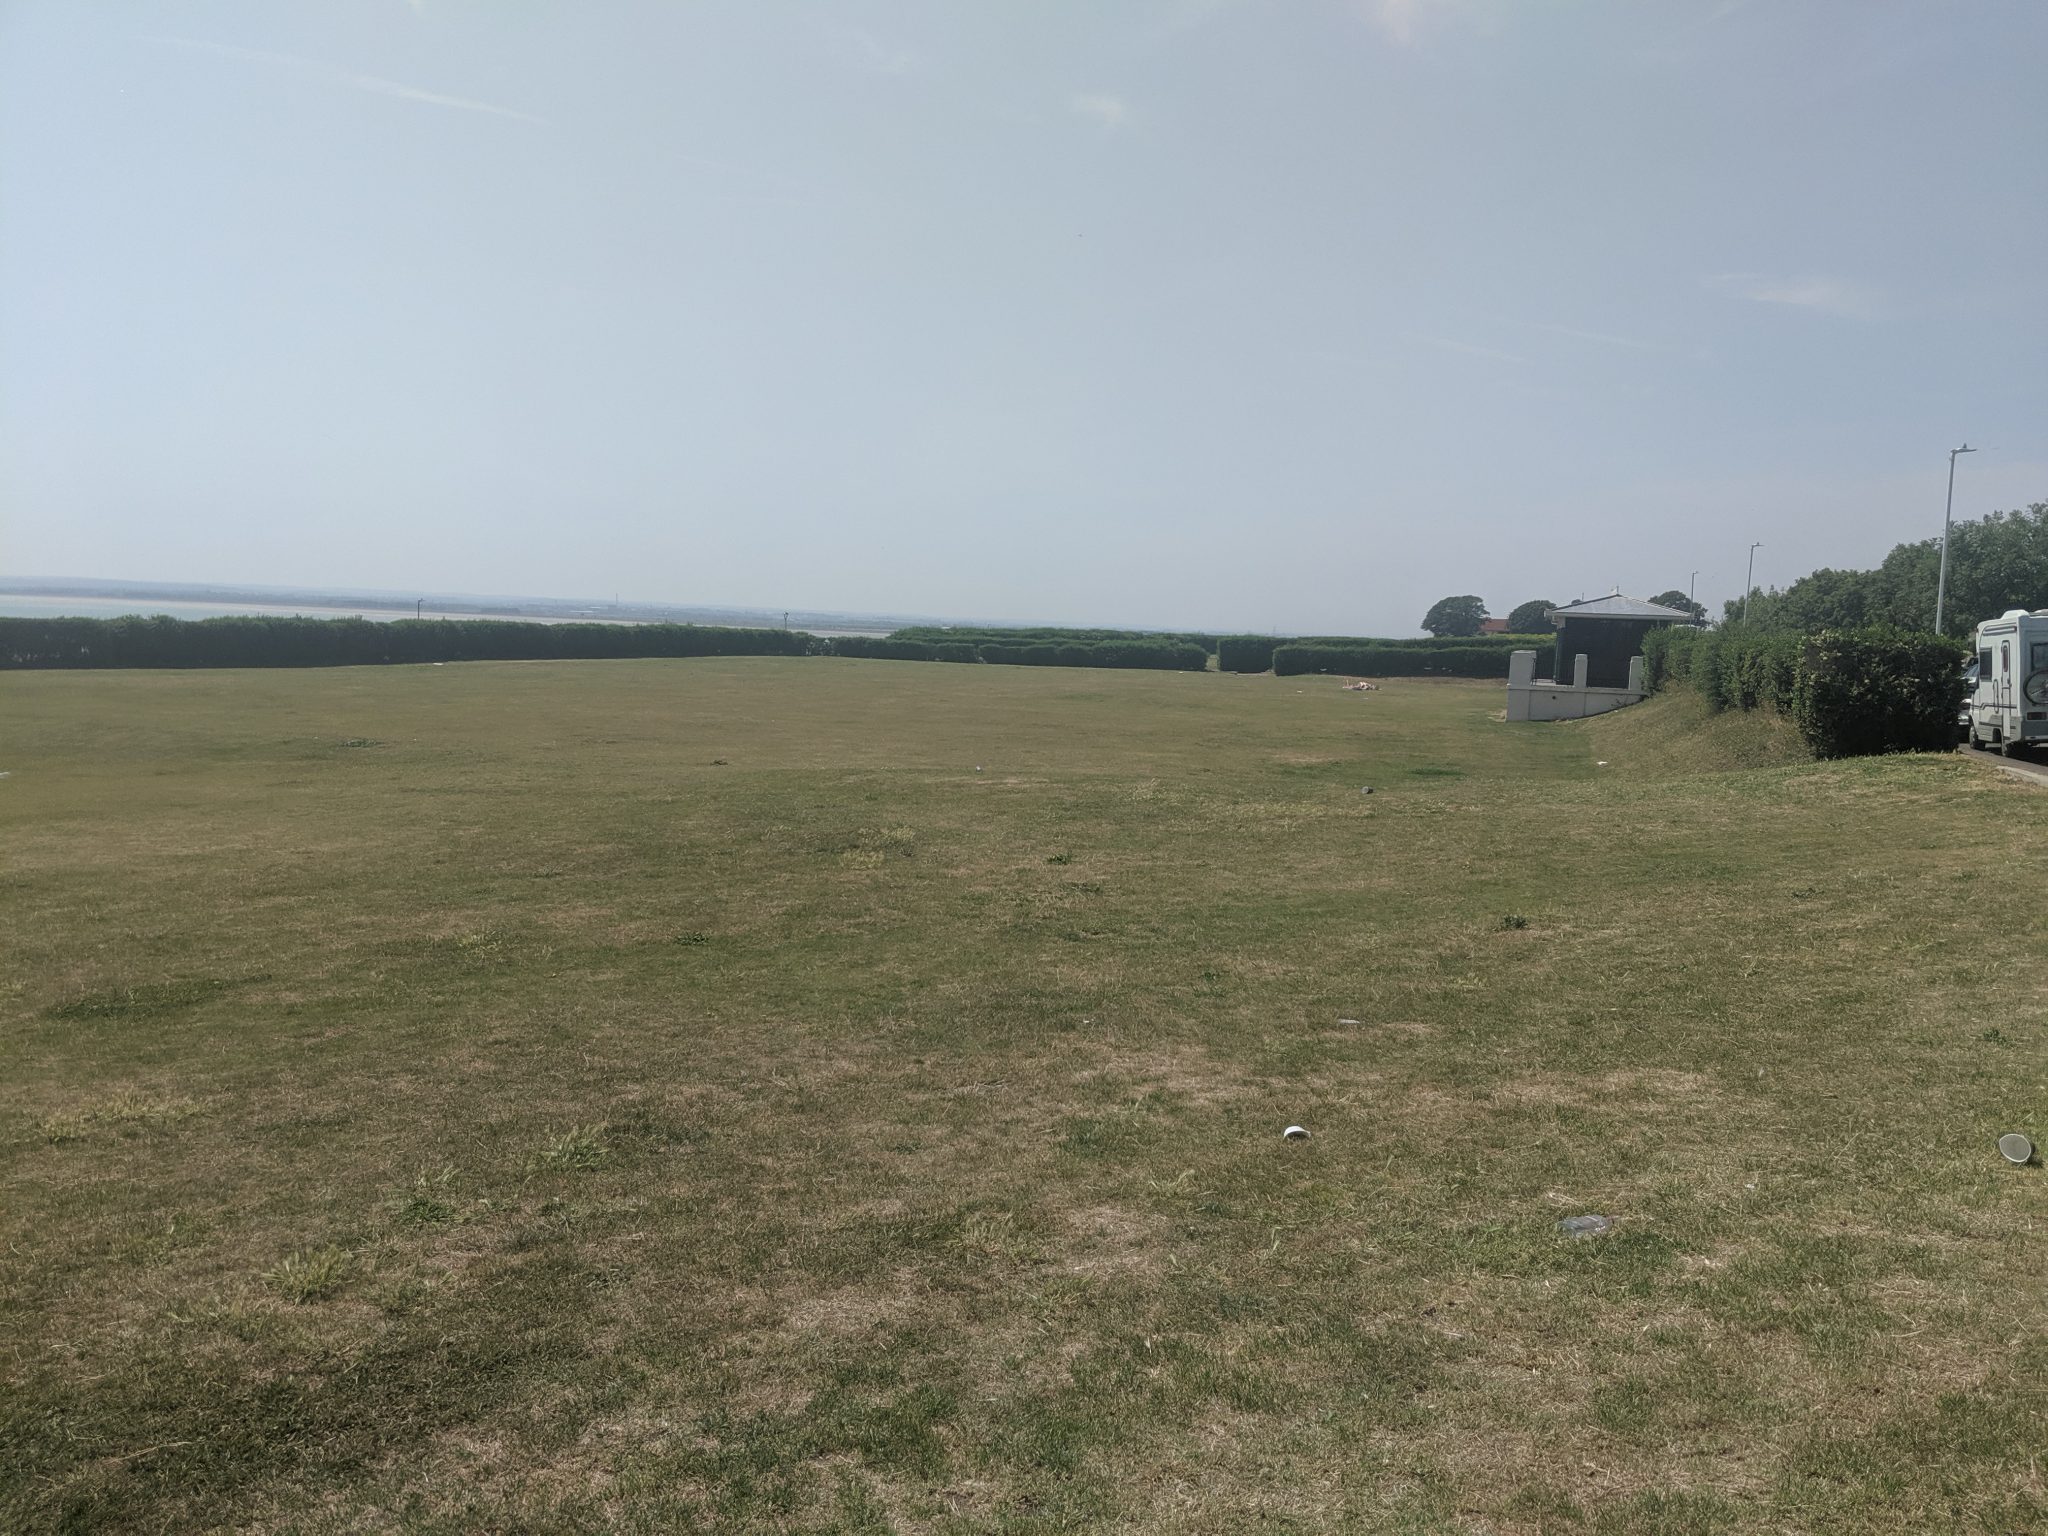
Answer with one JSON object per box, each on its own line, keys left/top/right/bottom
{"left": 1959, "top": 743, "right": 2048, "bottom": 785}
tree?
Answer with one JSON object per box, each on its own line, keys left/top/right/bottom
{"left": 1421, "top": 595, "right": 1488, "bottom": 637}
{"left": 1648, "top": 589, "right": 1708, "bottom": 622}
{"left": 1505, "top": 599, "right": 1556, "bottom": 633}
{"left": 1718, "top": 501, "right": 2045, "bottom": 638}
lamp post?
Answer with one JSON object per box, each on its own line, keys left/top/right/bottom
{"left": 1934, "top": 443, "right": 1976, "bottom": 635}
{"left": 1742, "top": 543, "right": 1762, "bottom": 626}
{"left": 1688, "top": 570, "right": 1699, "bottom": 623}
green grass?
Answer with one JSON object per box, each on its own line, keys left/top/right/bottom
{"left": 2, "top": 658, "right": 2044, "bottom": 1533}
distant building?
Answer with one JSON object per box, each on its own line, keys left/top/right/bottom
{"left": 1545, "top": 594, "right": 1696, "bottom": 688}
{"left": 1506, "top": 592, "right": 1694, "bottom": 722}
{"left": 1478, "top": 617, "right": 1509, "bottom": 634}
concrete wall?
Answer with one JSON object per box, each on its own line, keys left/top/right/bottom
{"left": 1506, "top": 651, "right": 1646, "bottom": 722}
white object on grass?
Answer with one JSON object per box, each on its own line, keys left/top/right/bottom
{"left": 1282, "top": 1125, "right": 1310, "bottom": 1142}
{"left": 1998, "top": 1133, "right": 2035, "bottom": 1165}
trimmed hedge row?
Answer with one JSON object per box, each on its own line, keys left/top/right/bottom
{"left": 971, "top": 639, "right": 1208, "bottom": 671}
{"left": 828, "top": 636, "right": 979, "bottom": 663}
{"left": 1641, "top": 623, "right": 1966, "bottom": 758}
{"left": 1217, "top": 635, "right": 1278, "bottom": 673}
{"left": 1385, "top": 633, "right": 1550, "bottom": 649}
{"left": 833, "top": 635, "right": 1204, "bottom": 670}
{"left": 0, "top": 615, "right": 1210, "bottom": 674}
{"left": 891, "top": 625, "right": 1220, "bottom": 654}
{"left": 1219, "top": 632, "right": 1548, "bottom": 673}
{"left": 1795, "top": 629, "right": 1970, "bottom": 758}
{"left": 1272, "top": 644, "right": 1513, "bottom": 678}
{"left": 1640, "top": 626, "right": 1801, "bottom": 711}
{"left": 0, "top": 614, "right": 818, "bottom": 669}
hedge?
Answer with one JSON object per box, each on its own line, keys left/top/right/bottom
{"left": 1273, "top": 644, "right": 1513, "bottom": 678}
{"left": 1219, "top": 632, "right": 1547, "bottom": 674}
{"left": 1217, "top": 636, "right": 1277, "bottom": 673}
{"left": 829, "top": 636, "right": 943, "bottom": 662}
{"left": 1642, "top": 627, "right": 1802, "bottom": 713}
{"left": 0, "top": 614, "right": 820, "bottom": 670}
{"left": 1373, "top": 633, "right": 1550, "bottom": 650}
{"left": 820, "top": 636, "right": 1211, "bottom": 671}
{"left": 890, "top": 625, "right": 1220, "bottom": 654}
{"left": 1641, "top": 623, "right": 1966, "bottom": 757}
{"left": 975, "top": 639, "right": 1207, "bottom": 671}
{"left": 1793, "top": 628, "right": 1968, "bottom": 759}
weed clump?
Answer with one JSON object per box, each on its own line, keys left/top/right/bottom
{"left": 534, "top": 1125, "right": 608, "bottom": 1172}
{"left": 386, "top": 1166, "right": 458, "bottom": 1226}
{"left": 1500, "top": 914, "right": 1530, "bottom": 931}
{"left": 262, "top": 1245, "right": 356, "bottom": 1303}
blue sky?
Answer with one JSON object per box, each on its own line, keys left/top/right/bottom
{"left": 2, "top": 0, "right": 2042, "bottom": 632}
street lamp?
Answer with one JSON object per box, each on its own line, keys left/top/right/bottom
{"left": 1742, "top": 543, "right": 1762, "bottom": 626}
{"left": 1934, "top": 443, "right": 1976, "bottom": 635}
{"left": 1688, "top": 570, "right": 1699, "bottom": 622}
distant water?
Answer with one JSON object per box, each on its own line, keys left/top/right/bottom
{"left": 0, "top": 593, "right": 515, "bottom": 623}
{"left": 0, "top": 591, "right": 892, "bottom": 636}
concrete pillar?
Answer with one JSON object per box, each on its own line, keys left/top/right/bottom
{"left": 1508, "top": 650, "right": 1536, "bottom": 685}
{"left": 1627, "top": 655, "right": 1646, "bottom": 695}
{"left": 1572, "top": 653, "right": 1589, "bottom": 689}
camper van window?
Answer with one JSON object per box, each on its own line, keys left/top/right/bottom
{"left": 2032, "top": 641, "right": 2047, "bottom": 672}
{"left": 1980, "top": 649, "right": 1994, "bottom": 677}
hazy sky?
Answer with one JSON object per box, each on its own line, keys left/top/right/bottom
{"left": 3, "top": 1, "right": 2043, "bottom": 632}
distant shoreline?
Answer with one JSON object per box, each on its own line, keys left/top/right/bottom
{"left": 0, "top": 578, "right": 1232, "bottom": 640}
{"left": 0, "top": 588, "right": 896, "bottom": 638}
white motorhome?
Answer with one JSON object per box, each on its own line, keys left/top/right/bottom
{"left": 1966, "top": 608, "right": 2048, "bottom": 755}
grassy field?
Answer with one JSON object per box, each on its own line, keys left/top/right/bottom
{"left": 3, "top": 659, "right": 2045, "bottom": 1534}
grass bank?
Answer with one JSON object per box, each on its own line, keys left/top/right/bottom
{"left": 1576, "top": 685, "right": 1813, "bottom": 777}
{"left": 3, "top": 662, "right": 2044, "bottom": 1533}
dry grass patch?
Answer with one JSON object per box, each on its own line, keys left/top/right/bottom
{"left": 3, "top": 662, "right": 2043, "bottom": 1533}
{"left": 32, "top": 1089, "right": 203, "bottom": 1144}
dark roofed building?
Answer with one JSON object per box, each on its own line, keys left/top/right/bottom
{"left": 1546, "top": 594, "right": 1696, "bottom": 689}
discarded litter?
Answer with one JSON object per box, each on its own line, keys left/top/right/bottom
{"left": 1337, "top": 1018, "right": 1360, "bottom": 1027}
{"left": 1360, "top": 786, "right": 1374, "bottom": 795}
{"left": 1558, "top": 1214, "right": 1612, "bottom": 1238}
{"left": 1998, "top": 1133, "right": 2036, "bottom": 1165}
{"left": 1596, "top": 760, "right": 1609, "bottom": 767}
{"left": 1282, "top": 1125, "right": 1310, "bottom": 1142}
